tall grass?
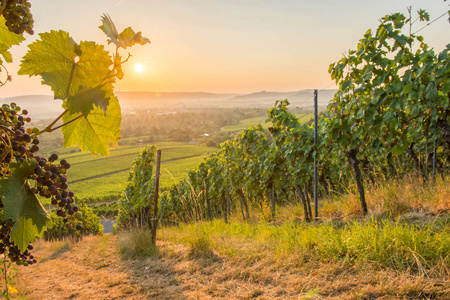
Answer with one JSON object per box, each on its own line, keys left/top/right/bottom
{"left": 320, "top": 175, "right": 450, "bottom": 220}
{"left": 118, "top": 227, "right": 159, "bottom": 259}
{"left": 165, "top": 216, "right": 449, "bottom": 276}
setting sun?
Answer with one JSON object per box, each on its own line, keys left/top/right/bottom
{"left": 135, "top": 64, "right": 144, "bottom": 73}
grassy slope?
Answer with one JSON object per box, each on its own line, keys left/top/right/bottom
{"left": 16, "top": 176, "right": 450, "bottom": 299}
{"left": 221, "top": 113, "right": 314, "bottom": 132}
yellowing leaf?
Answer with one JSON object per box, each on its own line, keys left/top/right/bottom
{"left": 99, "top": 14, "right": 150, "bottom": 49}
{"left": 61, "top": 95, "right": 121, "bottom": 156}
{"left": 7, "top": 285, "right": 18, "bottom": 294}
{"left": 99, "top": 14, "right": 119, "bottom": 43}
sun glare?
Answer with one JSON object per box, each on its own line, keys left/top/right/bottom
{"left": 135, "top": 64, "right": 144, "bottom": 73}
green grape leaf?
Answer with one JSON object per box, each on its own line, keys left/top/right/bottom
{"left": 0, "top": 16, "right": 25, "bottom": 64}
{"left": 392, "top": 144, "right": 404, "bottom": 156}
{"left": 0, "top": 161, "right": 50, "bottom": 252}
{"left": 18, "top": 31, "right": 113, "bottom": 114}
{"left": 417, "top": 9, "right": 430, "bottom": 22}
{"left": 67, "top": 85, "right": 110, "bottom": 117}
{"left": 403, "top": 83, "right": 412, "bottom": 95}
{"left": 116, "top": 27, "right": 150, "bottom": 48}
{"left": 61, "top": 95, "right": 121, "bottom": 156}
{"left": 99, "top": 14, "right": 150, "bottom": 49}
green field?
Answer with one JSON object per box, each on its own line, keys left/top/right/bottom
{"left": 221, "top": 116, "right": 267, "bottom": 132}
{"left": 221, "top": 113, "right": 314, "bottom": 132}
{"left": 43, "top": 142, "right": 217, "bottom": 204}
{"left": 38, "top": 112, "right": 313, "bottom": 205}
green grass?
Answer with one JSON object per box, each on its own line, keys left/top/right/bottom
{"left": 43, "top": 142, "right": 217, "bottom": 204}
{"left": 118, "top": 227, "right": 160, "bottom": 259}
{"left": 221, "top": 113, "right": 314, "bottom": 132}
{"left": 221, "top": 116, "right": 267, "bottom": 132}
{"left": 165, "top": 215, "right": 450, "bottom": 274}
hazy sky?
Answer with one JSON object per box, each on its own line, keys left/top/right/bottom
{"left": 1, "top": 0, "right": 449, "bottom": 96}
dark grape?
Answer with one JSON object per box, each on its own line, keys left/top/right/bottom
{"left": 49, "top": 153, "right": 58, "bottom": 162}
{"left": 2, "top": 0, "right": 35, "bottom": 35}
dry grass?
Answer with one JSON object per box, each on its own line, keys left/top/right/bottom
{"left": 12, "top": 227, "right": 450, "bottom": 299}
{"left": 15, "top": 235, "right": 144, "bottom": 300}
{"left": 11, "top": 175, "right": 450, "bottom": 299}
{"left": 320, "top": 175, "right": 450, "bottom": 221}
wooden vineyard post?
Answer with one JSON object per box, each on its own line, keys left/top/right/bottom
{"left": 151, "top": 149, "right": 162, "bottom": 245}
{"left": 313, "top": 89, "right": 319, "bottom": 220}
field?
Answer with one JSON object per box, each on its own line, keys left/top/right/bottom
{"left": 40, "top": 111, "right": 313, "bottom": 205}
{"left": 221, "top": 113, "right": 314, "bottom": 132}
{"left": 44, "top": 141, "right": 217, "bottom": 204}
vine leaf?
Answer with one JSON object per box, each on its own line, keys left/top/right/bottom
{"left": 99, "top": 14, "right": 150, "bottom": 49}
{"left": 0, "top": 161, "right": 50, "bottom": 252}
{"left": 0, "top": 16, "right": 25, "bottom": 64}
{"left": 67, "top": 85, "right": 110, "bottom": 117}
{"left": 61, "top": 95, "right": 121, "bottom": 156}
{"left": 18, "top": 31, "right": 113, "bottom": 115}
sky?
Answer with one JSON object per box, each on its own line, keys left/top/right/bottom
{"left": 1, "top": 0, "right": 449, "bottom": 97}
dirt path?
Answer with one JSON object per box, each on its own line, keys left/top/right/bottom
{"left": 15, "top": 234, "right": 448, "bottom": 299}
{"left": 16, "top": 235, "right": 149, "bottom": 300}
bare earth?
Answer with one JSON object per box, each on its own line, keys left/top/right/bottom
{"left": 15, "top": 234, "right": 449, "bottom": 300}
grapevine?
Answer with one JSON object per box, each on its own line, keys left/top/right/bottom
{"left": 0, "top": 102, "right": 81, "bottom": 266}
{"left": 153, "top": 8, "right": 450, "bottom": 224}
{"left": 0, "top": 0, "right": 150, "bottom": 274}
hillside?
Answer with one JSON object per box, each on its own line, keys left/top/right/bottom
{"left": 15, "top": 177, "right": 450, "bottom": 300}
{"left": 1, "top": 89, "right": 336, "bottom": 117}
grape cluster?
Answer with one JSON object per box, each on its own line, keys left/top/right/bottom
{"left": 0, "top": 220, "right": 36, "bottom": 266}
{"left": 30, "top": 153, "right": 80, "bottom": 223}
{"left": 0, "top": 103, "right": 33, "bottom": 167}
{"left": 0, "top": 102, "right": 82, "bottom": 266}
{"left": 1, "top": 0, "right": 34, "bottom": 35}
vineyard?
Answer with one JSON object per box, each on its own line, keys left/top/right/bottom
{"left": 54, "top": 142, "right": 217, "bottom": 203}
{"left": 0, "top": 1, "right": 449, "bottom": 299}
{"left": 118, "top": 12, "right": 450, "bottom": 226}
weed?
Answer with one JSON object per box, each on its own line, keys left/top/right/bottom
{"left": 187, "top": 235, "right": 215, "bottom": 259}
{"left": 118, "top": 227, "right": 160, "bottom": 259}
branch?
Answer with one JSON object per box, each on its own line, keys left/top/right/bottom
{"left": 36, "top": 109, "right": 69, "bottom": 136}
{"left": 0, "top": 0, "right": 7, "bottom": 17}
{"left": 0, "top": 65, "right": 11, "bottom": 88}
{"left": 49, "top": 115, "right": 83, "bottom": 132}
{"left": 0, "top": 125, "right": 14, "bottom": 135}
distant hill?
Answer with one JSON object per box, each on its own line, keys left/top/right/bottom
{"left": 1, "top": 89, "right": 337, "bottom": 117}
{"left": 115, "top": 91, "right": 236, "bottom": 113}
{"left": 117, "top": 89, "right": 337, "bottom": 111}
{"left": 0, "top": 95, "right": 63, "bottom": 119}
{"left": 227, "top": 89, "right": 336, "bottom": 108}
